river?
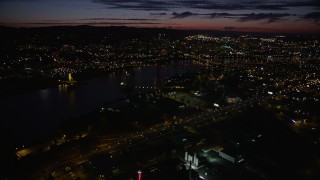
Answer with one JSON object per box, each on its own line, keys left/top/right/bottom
{"left": 0, "top": 61, "right": 201, "bottom": 146}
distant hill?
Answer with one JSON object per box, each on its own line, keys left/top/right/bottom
{"left": 0, "top": 25, "right": 317, "bottom": 41}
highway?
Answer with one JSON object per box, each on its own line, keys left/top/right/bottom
{"left": 23, "top": 78, "right": 306, "bottom": 179}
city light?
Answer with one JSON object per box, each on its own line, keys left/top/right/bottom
{"left": 1, "top": 24, "right": 320, "bottom": 180}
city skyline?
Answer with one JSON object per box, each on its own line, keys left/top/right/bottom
{"left": 1, "top": 0, "right": 320, "bottom": 33}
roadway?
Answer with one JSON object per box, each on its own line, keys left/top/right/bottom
{"left": 23, "top": 78, "right": 301, "bottom": 179}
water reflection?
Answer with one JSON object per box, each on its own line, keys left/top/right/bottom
{"left": 40, "top": 89, "right": 49, "bottom": 100}
{"left": 68, "top": 91, "right": 75, "bottom": 106}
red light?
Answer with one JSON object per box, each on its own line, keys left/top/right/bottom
{"left": 138, "top": 170, "right": 142, "bottom": 180}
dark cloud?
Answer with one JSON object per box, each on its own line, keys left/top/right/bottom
{"left": 91, "top": 21, "right": 161, "bottom": 25}
{"left": 303, "top": 12, "right": 320, "bottom": 19}
{"left": 303, "top": 12, "right": 320, "bottom": 25}
{"left": 256, "top": 4, "right": 289, "bottom": 11}
{"left": 22, "top": 21, "right": 161, "bottom": 25}
{"left": 255, "top": 1, "right": 320, "bottom": 10}
{"left": 287, "top": 0, "right": 320, "bottom": 8}
{"left": 79, "top": 18, "right": 159, "bottom": 21}
{"left": 175, "top": 1, "right": 247, "bottom": 10}
{"left": 92, "top": 0, "right": 170, "bottom": 11}
{"left": 209, "top": 13, "right": 234, "bottom": 18}
{"left": 172, "top": 11, "right": 196, "bottom": 19}
{"left": 92, "top": 0, "right": 320, "bottom": 11}
{"left": 150, "top": 12, "right": 167, "bottom": 16}
{"left": 171, "top": 12, "right": 235, "bottom": 19}
{"left": 172, "top": 10, "right": 318, "bottom": 26}
{"left": 170, "top": 11, "right": 292, "bottom": 24}
{"left": 238, "top": 13, "right": 291, "bottom": 23}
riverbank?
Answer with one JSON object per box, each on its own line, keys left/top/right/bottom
{"left": 0, "top": 69, "right": 113, "bottom": 99}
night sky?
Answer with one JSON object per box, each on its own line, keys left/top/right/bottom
{"left": 0, "top": 0, "right": 319, "bottom": 33}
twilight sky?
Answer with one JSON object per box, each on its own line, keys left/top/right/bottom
{"left": 0, "top": 0, "right": 319, "bottom": 33}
